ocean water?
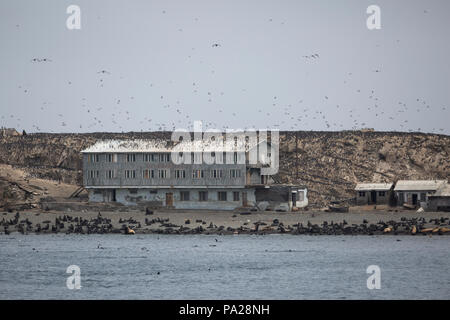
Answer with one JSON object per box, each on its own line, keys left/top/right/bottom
{"left": 0, "top": 234, "right": 449, "bottom": 299}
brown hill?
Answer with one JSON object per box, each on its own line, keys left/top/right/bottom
{"left": 0, "top": 131, "right": 449, "bottom": 207}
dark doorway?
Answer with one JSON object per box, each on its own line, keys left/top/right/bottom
{"left": 370, "top": 191, "right": 377, "bottom": 204}
{"left": 112, "top": 189, "right": 116, "bottom": 202}
{"left": 292, "top": 192, "right": 297, "bottom": 207}
{"left": 242, "top": 192, "right": 248, "bottom": 206}
{"left": 166, "top": 193, "right": 173, "bottom": 207}
{"left": 412, "top": 194, "right": 418, "bottom": 205}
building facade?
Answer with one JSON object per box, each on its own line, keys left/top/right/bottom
{"left": 355, "top": 182, "right": 393, "bottom": 205}
{"left": 82, "top": 139, "right": 307, "bottom": 211}
{"left": 394, "top": 180, "right": 447, "bottom": 207}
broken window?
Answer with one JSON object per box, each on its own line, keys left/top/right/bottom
{"left": 158, "top": 169, "right": 169, "bottom": 179}
{"left": 211, "top": 169, "right": 223, "bottom": 178}
{"left": 125, "top": 170, "right": 136, "bottom": 179}
{"left": 192, "top": 170, "right": 204, "bottom": 179}
{"left": 106, "top": 170, "right": 115, "bottom": 179}
{"left": 89, "top": 170, "right": 99, "bottom": 178}
{"left": 143, "top": 169, "right": 151, "bottom": 179}
{"left": 88, "top": 154, "right": 99, "bottom": 163}
{"left": 230, "top": 169, "right": 241, "bottom": 178}
{"left": 175, "top": 169, "right": 186, "bottom": 179}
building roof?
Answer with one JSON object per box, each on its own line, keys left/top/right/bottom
{"left": 355, "top": 182, "right": 393, "bottom": 191}
{"left": 394, "top": 180, "right": 447, "bottom": 191}
{"left": 81, "top": 138, "right": 268, "bottom": 153}
{"left": 429, "top": 183, "right": 450, "bottom": 197}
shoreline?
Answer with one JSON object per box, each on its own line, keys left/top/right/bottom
{"left": 1, "top": 209, "right": 449, "bottom": 236}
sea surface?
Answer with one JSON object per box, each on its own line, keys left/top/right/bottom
{"left": 0, "top": 234, "right": 449, "bottom": 299}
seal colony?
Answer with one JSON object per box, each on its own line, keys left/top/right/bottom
{"left": 1, "top": 209, "right": 449, "bottom": 236}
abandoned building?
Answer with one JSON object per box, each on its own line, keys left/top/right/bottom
{"left": 426, "top": 183, "right": 450, "bottom": 212}
{"left": 82, "top": 139, "right": 307, "bottom": 211}
{"left": 394, "top": 180, "right": 447, "bottom": 207}
{"left": 355, "top": 182, "right": 393, "bottom": 205}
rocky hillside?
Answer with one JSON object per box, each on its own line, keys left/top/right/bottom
{"left": 0, "top": 131, "right": 449, "bottom": 207}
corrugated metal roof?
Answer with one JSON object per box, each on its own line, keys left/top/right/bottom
{"left": 394, "top": 180, "right": 447, "bottom": 191}
{"left": 430, "top": 183, "right": 450, "bottom": 197}
{"left": 81, "top": 138, "right": 266, "bottom": 153}
{"left": 355, "top": 182, "right": 393, "bottom": 191}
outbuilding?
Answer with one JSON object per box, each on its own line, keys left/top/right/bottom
{"left": 426, "top": 183, "right": 450, "bottom": 212}
{"left": 394, "top": 180, "right": 447, "bottom": 208}
{"left": 355, "top": 182, "right": 393, "bottom": 205}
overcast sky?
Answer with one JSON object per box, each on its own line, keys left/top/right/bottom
{"left": 0, "top": 0, "right": 449, "bottom": 134}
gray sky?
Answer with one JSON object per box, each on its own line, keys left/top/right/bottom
{"left": 0, "top": 0, "right": 449, "bottom": 134}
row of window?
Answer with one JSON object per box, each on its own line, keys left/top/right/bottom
{"left": 358, "top": 191, "right": 386, "bottom": 197}
{"left": 87, "top": 153, "right": 241, "bottom": 164}
{"left": 180, "top": 191, "right": 240, "bottom": 201}
{"left": 88, "top": 169, "right": 242, "bottom": 179}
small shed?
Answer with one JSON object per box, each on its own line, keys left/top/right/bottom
{"left": 355, "top": 182, "right": 393, "bottom": 205}
{"left": 427, "top": 183, "right": 450, "bottom": 212}
{"left": 394, "top": 180, "right": 447, "bottom": 207}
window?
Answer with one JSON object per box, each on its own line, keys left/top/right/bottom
{"left": 143, "top": 154, "right": 152, "bottom": 162}
{"left": 199, "top": 191, "right": 208, "bottom": 201}
{"left": 158, "top": 169, "right": 169, "bottom": 179}
{"left": 125, "top": 170, "right": 136, "bottom": 179}
{"left": 88, "top": 154, "right": 99, "bottom": 163}
{"left": 192, "top": 170, "right": 205, "bottom": 179}
{"left": 129, "top": 189, "right": 138, "bottom": 194}
{"left": 106, "top": 170, "right": 115, "bottom": 179}
{"left": 359, "top": 191, "right": 366, "bottom": 197}
{"left": 159, "top": 153, "right": 170, "bottom": 162}
{"left": 180, "top": 191, "right": 190, "bottom": 201}
{"left": 233, "top": 152, "right": 238, "bottom": 164}
{"left": 175, "top": 169, "right": 186, "bottom": 179}
{"left": 211, "top": 169, "right": 223, "bottom": 178}
{"left": 143, "top": 169, "right": 151, "bottom": 179}
{"left": 379, "top": 191, "right": 385, "bottom": 196}
{"left": 420, "top": 193, "right": 426, "bottom": 201}
{"left": 218, "top": 191, "right": 227, "bottom": 201}
{"left": 89, "top": 170, "right": 99, "bottom": 178}
{"left": 149, "top": 190, "right": 157, "bottom": 194}
{"left": 106, "top": 154, "right": 117, "bottom": 162}
{"left": 126, "top": 154, "right": 136, "bottom": 162}
{"left": 233, "top": 191, "right": 240, "bottom": 201}
{"left": 230, "top": 169, "right": 241, "bottom": 178}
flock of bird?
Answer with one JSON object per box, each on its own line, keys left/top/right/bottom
{"left": 3, "top": 9, "right": 448, "bottom": 134}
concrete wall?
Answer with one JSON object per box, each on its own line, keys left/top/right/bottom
{"left": 427, "top": 197, "right": 450, "bottom": 211}
{"left": 356, "top": 190, "right": 389, "bottom": 205}
{"left": 88, "top": 187, "right": 256, "bottom": 210}
{"left": 396, "top": 190, "right": 432, "bottom": 206}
